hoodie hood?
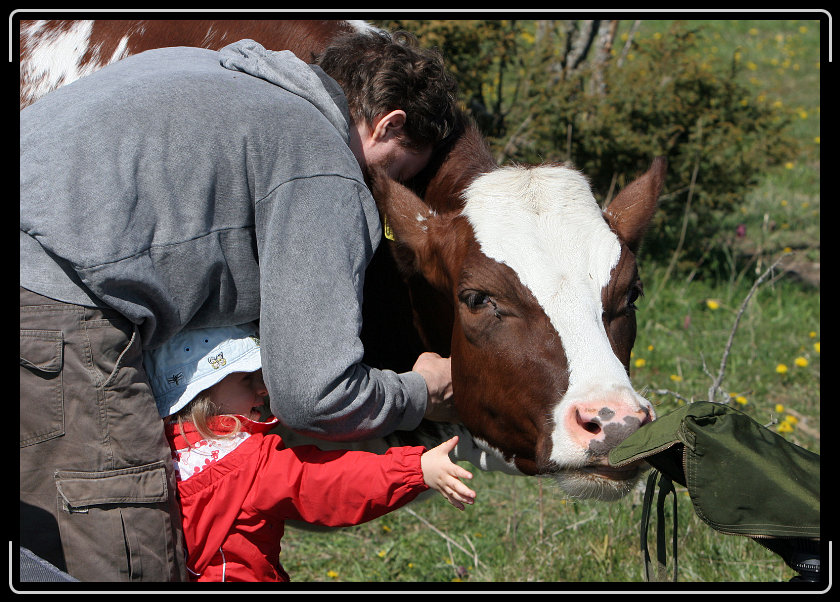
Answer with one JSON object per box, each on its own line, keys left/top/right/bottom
{"left": 219, "top": 39, "right": 350, "bottom": 144}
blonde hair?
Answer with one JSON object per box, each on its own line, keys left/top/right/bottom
{"left": 166, "top": 389, "right": 243, "bottom": 446}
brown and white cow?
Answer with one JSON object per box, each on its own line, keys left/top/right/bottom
{"left": 18, "top": 18, "right": 664, "bottom": 501}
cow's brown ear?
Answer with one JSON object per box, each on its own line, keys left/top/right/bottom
{"left": 604, "top": 157, "right": 666, "bottom": 253}
{"left": 367, "top": 167, "right": 452, "bottom": 291}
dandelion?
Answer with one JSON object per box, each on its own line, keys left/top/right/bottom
{"left": 408, "top": 563, "right": 415, "bottom": 569}
{"left": 647, "top": 344, "right": 654, "bottom": 351}
{"left": 814, "top": 342, "right": 820, "bottom": 354}
{"left": 777, "top": 421, "right": 794, "bottom": 434}
{"left": 735, "top": 395, "right": 748, "bottom": 405}
{"left": 377, "top": 550, "right": 387, "bottom": 558}
{"left": 776, "top": 363, "right": 789, "bottom": 374}
{"left": 382, "top": 524, "right": 392, "bottom": 533}
{"left": 670, "top": 374, "right": 683, "bottom": 382}
{"left": 634, "top": 358, "right": 646, "bottom": 368}
{"left": 706, "top": 299, "right": 721, "bottom": 310}
{"left": 785, "top": 162, "right": 794, "bottom": 170}
{"left": 809, "top": 331, "right": 817, "bottom": 338}
{"left": 780, "top": 199, "right": 788, "bottom": 207}
{"left": 775, "top": 403, "right": 785, "bottom": 413}
{"left": 327, "top": 570, "right": 339, "bottom": 579}
{"left": 785, "top": 414, "right": 799, "bottom": 425}
{"left": 794, "top": 357, "right": 809, "bottom": 367}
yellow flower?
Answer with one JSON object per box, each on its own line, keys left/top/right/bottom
{"left": 784, "top": 414, "right": 799, "bottom": 425}
{"left": 735, "top": 395, "right": 748, "bottom": 405}
{"left": 377, "top": 550, "right": 387, "bottom": 558}
{"left": 647, "top": 344, "right": 654, "bottom": 351}
{"left": 783, "top": 246, "right": 793, "bottom": 253}
{"left": 706, "top": 299, "right": 721, "bottom": 310}
{"left": 809, "top": 331, "right": 817, "bottom": 338}
{"left": 408, "top": 563, "right": 415, "bottom": 569}
{"left": 780, "top": 199, "right": 788, "bottom": 206}
{"left": 776, "top": 363, "right": 789, "bottom": 374}
{"left": 327, "top": 570, "right": 339, "bottom": 579}
{"left": 382, "top": 524, "right": 392, "bottom": 533}
{"left": 814, "top": 342, "right": 820, "bottom": 354}
{"left": 634, "top": 358, "right": 646, "bottom": 368}
{"left": 775, "top": 404, "right": 785, "bottom": 413}
{"left": 785, "top": 162, "right": 794, "bottom": 170}
{"left": 777, "top": 421, "right": 794, "bottom": 434}
{"left": 794, "top": 357, "right": 808, "bottom": 367}
{"left": 670, "top": 374, "right": 683, "bottom": 382}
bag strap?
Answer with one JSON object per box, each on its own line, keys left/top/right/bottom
{"left": 640, "top": 469, "right": 678, "bottom": 582}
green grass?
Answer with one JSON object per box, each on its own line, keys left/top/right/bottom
{"left": 281, "top": 472, "right": 797, "bottom": 583}
{"left": 280, "top": 18, "right": 820, "bottom": 585}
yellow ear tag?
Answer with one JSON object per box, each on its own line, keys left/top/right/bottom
{"left": 383, "top": 215, "right": 396, "bottom": 241}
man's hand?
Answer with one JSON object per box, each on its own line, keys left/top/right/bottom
{"left": 412, "top": 351, "right": 458, "bottom": 423}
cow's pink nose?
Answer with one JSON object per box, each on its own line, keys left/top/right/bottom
{"left": 566, "top": 402, "right": 652, "bottom": 455}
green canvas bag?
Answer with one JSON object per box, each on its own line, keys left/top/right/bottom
{"left": 608, "top": 401, "right": 820, "bottom": 583}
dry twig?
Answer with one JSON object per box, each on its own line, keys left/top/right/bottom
{"left": 403, "top": 507, "right": 484, "bottom": 569}
{"left": 707, "top": 254, "right": 788, "bottom": 403}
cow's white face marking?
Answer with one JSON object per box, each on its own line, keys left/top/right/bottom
{"left": 461, "top": 165, "right": 651, "bottom": 480}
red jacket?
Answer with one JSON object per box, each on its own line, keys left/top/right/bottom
{"left": 166, "top": 416, "right": 428, "bottom": 582}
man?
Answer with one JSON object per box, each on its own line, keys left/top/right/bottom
{"left": 20, "top": 29, "right": 461, "bottom": 581}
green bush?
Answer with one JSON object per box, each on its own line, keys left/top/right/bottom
{"left": 508, "top": 24, "right": 798, "bottom": 272}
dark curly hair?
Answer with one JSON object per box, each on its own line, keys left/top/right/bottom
{"left": 316, "top": 29, "right": 462, "bottom": 150}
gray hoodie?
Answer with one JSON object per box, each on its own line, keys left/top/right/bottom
{"left": 19, "top": 40, "right": 428, "bottom": 440}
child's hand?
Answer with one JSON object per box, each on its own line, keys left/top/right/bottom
{"left": 420, "top": 436, "right": 476, "bottom": 510}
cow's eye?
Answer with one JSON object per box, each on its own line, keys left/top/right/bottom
{"left": 627, "top": 281, "right": 644, "bottom": 311}
{"left": 462, "top": 291, "right": 491, "bottom": 310}
{"left": 460, "top": 290, "right": 501, "bottom": 319}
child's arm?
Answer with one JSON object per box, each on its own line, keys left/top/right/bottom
{"left": 421, "top": 436, "right": 476, "bottom": 510}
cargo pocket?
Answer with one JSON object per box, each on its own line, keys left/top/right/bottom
{"left": 55, "top": 461, "right": 176, "bottom": 582}
{"left": 20, "top": 329, "right": 64, "bottom": 447}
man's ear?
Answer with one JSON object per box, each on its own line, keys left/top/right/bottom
{"left": 371, "top": 110, "right": 407, "bottom": 142}
{"left": 368, "top": 166, "right": 453, "bottom": 291}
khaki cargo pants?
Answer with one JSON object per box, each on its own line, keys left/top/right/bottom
{"left": 19, "top": 287, "right": 186, "bottom": 582}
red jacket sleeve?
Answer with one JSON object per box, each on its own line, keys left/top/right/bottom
{"left": 246, "top": 436, "right": 429, "bottom": 527}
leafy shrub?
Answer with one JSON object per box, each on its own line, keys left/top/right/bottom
{"left": 507, "top": 24, "right": 798, "bottom": 271}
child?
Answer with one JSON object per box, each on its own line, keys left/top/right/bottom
{"left": 143, "top": 323, "right": 475, "bottom": 582}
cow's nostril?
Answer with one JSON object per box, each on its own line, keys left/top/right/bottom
{"left": 576, "top": 410, "right": 602, "bottom": 435}
{"left": 582, "top": 422, "right": 601, "bottom": 435}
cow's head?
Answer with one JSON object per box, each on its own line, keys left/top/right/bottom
{"left": 370, "top": 148, "right": 666, "bottom": 501}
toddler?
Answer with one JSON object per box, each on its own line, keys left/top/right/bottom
{"left": 143, "top": 323, "right": 475, "bottom": 582}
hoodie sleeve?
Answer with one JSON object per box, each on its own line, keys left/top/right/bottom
{"left": 249, "top": 439, "right": 429, "bottom": 526}
{"left": 256, "top": 173, "right": 429, "bottom": 441}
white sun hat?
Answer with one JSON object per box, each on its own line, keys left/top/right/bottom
{"left": 143, "top": 323, "right": 262, "bottom": 418}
